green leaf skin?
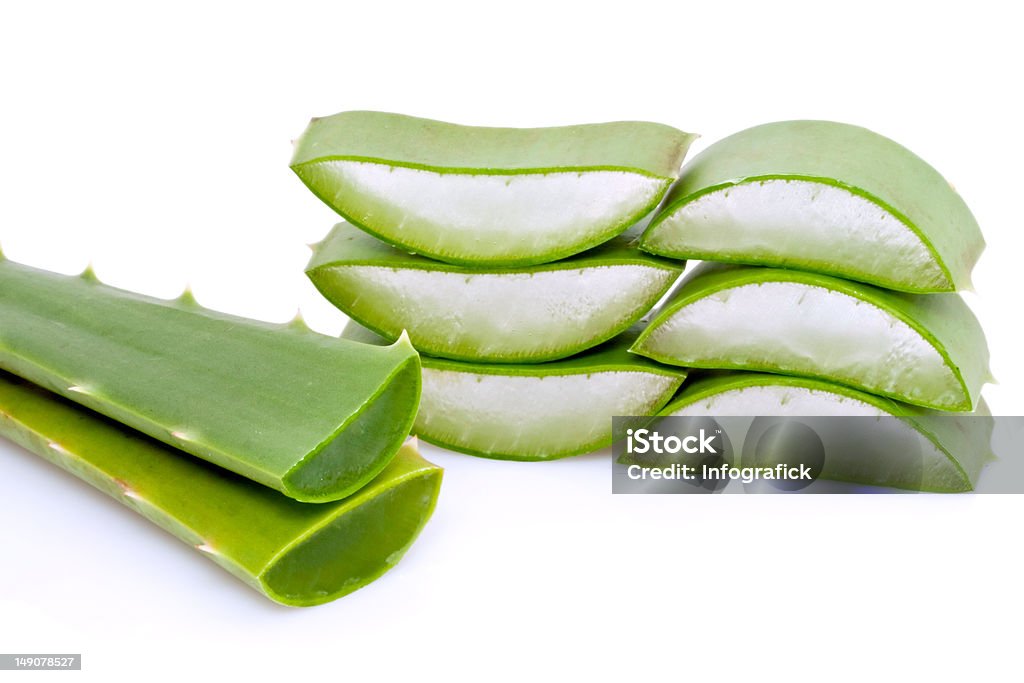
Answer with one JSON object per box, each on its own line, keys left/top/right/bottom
{"left": 0, "top": 257, "right": 421, "bottom": 503}
{"left": 0, "top": 372, "right": 441, "bottom": 607}
{"left": 343, "top": 323, "right": 686, "bottom": 461}
{"left": 631, "top": 263, "right": 990, "bottom": 411}
{"left": 308, "top": 222, "right": 684, "bottom": 363}
{"left": 659, "top": 372, "right": 993, "bottom": 492}
{"left": 291, "top": 111, "right": 696, "bottom": 267}
{"left": 640, "top": 121, "right": 984, "bottom": 293}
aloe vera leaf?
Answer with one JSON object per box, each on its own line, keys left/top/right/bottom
{"left": 308, "top": 222, "right": 683, "bottom": 363}
{"left": 0, "top": 257, "right": 421, "bottom": 503}
{"left": 291, "top": 111, "right": 696, "bottom": 267}
{"left": 659, "top": 372, "right": 993, "bottom": 492}
{"left": 640, "top": 120, "right": 984, "bottom": 293}
{"left": 631, "top": 263, "right": 989, "bottom": 411}
{"left": 0, "top": 372, "right": 441, "bottom": 606}
{"left": 343, "top": 323, "right": 685, "bottom": 460}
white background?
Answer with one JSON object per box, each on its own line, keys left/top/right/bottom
{"left": 1, "top": 1, "right": 1022, "bottom": 680}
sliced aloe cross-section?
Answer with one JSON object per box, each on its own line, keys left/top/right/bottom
{"left": 309, "top": 222, "right": 684, "bottom": 363}
{"left": 660, "top": 372, "right": 992, "bottom": 492}
{"left": 0, "top": 256, "right": 421, "bottom": 503}
{"left": 291, "top": 111, "right": 696, "bottom": 266}
{"left": 344, "top": 323, "right": 686, "bottom": 460}
{"left": 0, "top": 371, "right": 441, "bottom": 606}
{"left": 631, "top": 264, "right": 989, "bottom": 411}
{"left": 641, "top": 120, "right": 984, "bottom": 292}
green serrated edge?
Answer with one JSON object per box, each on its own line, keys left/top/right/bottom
{"left": 0, "top": 256, "right": 421, "bottom": 503}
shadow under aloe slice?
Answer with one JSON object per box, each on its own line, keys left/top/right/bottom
{"left": 640, "top": 120, "right": 984, "bottom": 293}
{"left": 343, "top": 322, "right": 686, "bottom": 460}
{"left": 0, "top": 256, "right": 421, "bottom": 502}
{"left": 658, "top": 372, "right": 992, "bottom": 492}
{"left": 291, "top": 110, "right": 696, "bottom": 266}
{"left": 630, "top": 263, "right": 990, "bottom": 411}
{"left": 0, "top": 371, "right": 441, "bottom": 606}
{"left": 309, "top": 222, "right": 683, "bottom": 363}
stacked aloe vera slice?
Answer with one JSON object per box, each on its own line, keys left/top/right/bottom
{"left": 292, "top": 111, "right": 697, "bottom": 460}
{"left": 0, "top": 256, "right": 439, "bottom": 605}
{"left": 293, "top": 113, "right": 992, "bottom": 489}
{"left": 631, "top": 121, "right": 992, "bottom": 491}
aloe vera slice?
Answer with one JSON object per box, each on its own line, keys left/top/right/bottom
{"left": 0, "top": 257, "right": 421, "bottom": 502}
{"left": 641, "top": 120, "right": 984, "bottom": 292}
{"left": 291, "top": 111, "right": 696, "bottom": 266}
{"left": 631, "top": 264, "right": 989, "bottom": 411}
{"left": 308, "top": 222, "right": 683, "bottom": 363}
{"left": 660, "top": 372, "right": 992, "bottom": 492}
{"left": 343, "top": 323, "right": 686, "bottom": 460}
{"left": 0, "top": 372, "right": 441, "bottom": 606}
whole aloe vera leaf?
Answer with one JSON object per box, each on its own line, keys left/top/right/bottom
{"left": 308, "top": 222, "right": 683, "bottom": 363}
{"left": 640, "top": 120, "right": 984, "bottom": 293}
{"left": 0, "top": 372, "right": 441, "bottom": 606}
{"left": 291, "top": 111, "right": 696, "bottom": 267}
{"left": 659, "top": 372, "right": 993, "bottom": 492}
{"left": 343, "top": 322, "right": 685, "bottom": 460}
{"left": 0, "top": 257, "right": 421, "bottom": 503}
{"left": 631, "top": 263, "right": 990, "bottom": 411}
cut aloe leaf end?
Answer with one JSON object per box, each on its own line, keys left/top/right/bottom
{"left": 309, "top": 222, "right": 683, "bottom": 363}
{"left": 343, "top": 323, "right": 686, "bottom": 460}
{"left": 291, "top": 111, "right": 697, "bottom": 266}
{"left": 631, "top": 264, "right": 989, "bottom": 411}
{"left": 0, "top": 257, "right": 422, "bottom": 503}
{"left": 661, "top": 372, "right": 993, "bottom": 492}
{"left": 0, "top": 372, "right": 441, "bottom": 606}
{"left": 641, "top": 120, "right": 984, "bottom": 293}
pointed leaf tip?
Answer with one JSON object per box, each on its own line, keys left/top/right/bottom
{"left": 80, "top": 263, "right": 99, "bottom": 282}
